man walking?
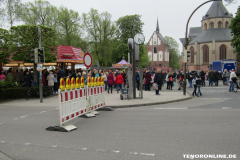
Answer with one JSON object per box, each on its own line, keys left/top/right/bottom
{"left": 154, "top": 70, "right": 162, "bottom": 95}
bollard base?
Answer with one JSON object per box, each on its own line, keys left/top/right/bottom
{"left": 91, "top": 111, "right": 99, "bottom": 115}
{"left": 80, "top": 113, "right": 96, "bottom": 118}
{"left": 96, "top": 107, "right": 114, "bottom": 111}
{"left": 46, "top": 125, "right": 77, "bottom": 132}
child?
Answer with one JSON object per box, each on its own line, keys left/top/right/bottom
{"left": 196, "top": 76, "right": 202, "bottom": 97}
{"left": 192, "top": 76, "right": 197, "bottom": 96}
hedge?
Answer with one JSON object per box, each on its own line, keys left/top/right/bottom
{"left": 0, "top": 87, "right": 51, "bottom": 101}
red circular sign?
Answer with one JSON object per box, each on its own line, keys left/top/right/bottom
{"left": 83, "top": 52, "right": 92, "bottom": 68}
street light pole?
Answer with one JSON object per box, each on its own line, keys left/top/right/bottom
{"left": 183, "top": 0, "right": 222, "bottom": 95}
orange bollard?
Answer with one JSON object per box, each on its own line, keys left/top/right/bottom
{"left": 87, "top": 77, "right": 91, "bottom": 87}
{"left": 76, "top": 77, "right": 80, "bottom": 89}
{"left": 60, "top": 78, "right": 65, "bottom": 91}
{"left": 101, "top": 77, "right": 104, "bottom": 86}
{"left": 91, "top": 77, "right": 95, "bottom": 87}
{"left": 71, "top": 77, "right": 76, "bottom": 90}
{"left": 95, "top": 77, "right": 98, "bottom": 86}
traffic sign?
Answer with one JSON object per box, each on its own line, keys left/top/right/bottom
{"left": 37, "top": 63, "right": 43, "bottom": 71}
{"left": 83, "top": 52, "right": 92, "bottom": 68}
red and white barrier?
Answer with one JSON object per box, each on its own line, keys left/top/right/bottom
{"left": 59, "top": 88, "right": 87, "bottom": 127}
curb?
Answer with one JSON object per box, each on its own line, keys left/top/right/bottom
{"left": 105, "top": 93, "right": 193, "bottom": 108}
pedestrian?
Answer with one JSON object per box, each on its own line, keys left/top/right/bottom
{"left": 177, "top": 71, "right": 183, "bottom": 90}
{"left": 229, "top": 69, "right": 237, "bottom": 92}
{"left": 53, "top": 71, "right": 58, "bottom": 93}
{"left": 14, "top": 70, "right": 21, "bottom": 83}
{"left": 192, "top": 76, "right": 197, "bottom": 96}
{"left": 0, "top": 71, "right": 6, "bottom": 81}
{"left": 188, "top": 71, "right": 193, "bottom": 88}
{"left": 47, "top": 71, "right": 55, "bottom": 95}
{"left": 136, "top": 70, "right": 140, "bottom": 90}
{"left": 24, "top": 72, "right": 32, "bottom": 87}
{"left": 200, "top": 70, "right": 205, "bottom": 87}
{"left": 144, "top": 70, "right": 151, "bottom": 91}
{"left": 166, "top": 72, "right": 170, "bottom": 89}
{"left": 196, "top": 76, "right": 202, "bottom": 97}
{"left": 154, "top": 70, "right": 162, "bottom": 95}
{"left": 70, "top": 69, "right": 76, "bottom": 79}
{"left": 116, "top": 71, "right": 123, "bottom": 93}
{"left": 168, "top": 71, "right": 173, "bottom": 90}
{"left": 107, "top": 71, "right": 114, "bottom": 93}
{"left": 103, "top": 70, "right": 108, "bottom": 91}
{"left": 208, "top": 70, "right": 214, "bottom": 86}
{"left": 214, "top": 70, "right": 219, "bottom": 86}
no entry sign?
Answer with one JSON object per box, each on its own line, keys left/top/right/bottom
{"left": 83, "top": 52, "right": 92, "bottom": 68}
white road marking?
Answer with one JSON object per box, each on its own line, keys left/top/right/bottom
{"left": 39, "top": 111, "right": 46, "bottom": 113}
{"left": 51, "top": 145, "right": 57, "bottom": 148}
{"left": 130, "top": 152, "right": 138, "bottom": 155}
{"left": 25, "top": 143, "right": 30, "bottom": 145}
{"left": 20, "top": 115, "right": 29, "bottom": 118}
{"left": 1, "top": 141, "right": 5, "bottom": 143}
{"left": 14, "top": 118, "right": 18, "bottom": 120}
{"left": 154, "top": 108, "right": 187, "bottom": 110}
{"left": 81, "top": 148, "right": 87, "bottom": 150}
{"left": 0, "top": 123, "right": 2, "bottom": 125}
{"left": 222, "top": 107, "right": 231, "bottom": 109}
{"left": 112, "top": 151, "right": 120, "bottom": 153}
{"left": 140, "top": 153, "right": 155, "bottom": 156}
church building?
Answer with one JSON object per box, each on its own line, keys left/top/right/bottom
{"left": 146, "top": 19, "right": 169, "bottom": 69}
{"left": 179, "top": 1, "right": 239, "bottom": 71}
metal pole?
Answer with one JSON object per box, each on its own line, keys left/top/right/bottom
{"left": 38, "top": 25, "right": 43, "bottom": 103}
{"left": 183, "top": 0, "right": 217, "bottom": 96}
{"left": 132, "top": 43, "right": 136, "bottom": 99}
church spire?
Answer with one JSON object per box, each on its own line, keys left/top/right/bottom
{"left": 156, "top": 18, "right": 159, "bottom": 33}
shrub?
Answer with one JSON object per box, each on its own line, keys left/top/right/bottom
{"left": 0, "top": 87, "right": 51, "bottom": 101}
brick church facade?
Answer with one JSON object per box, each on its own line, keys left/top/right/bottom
{"left": 146, "top": 19, "right": 169, "bottom": 69}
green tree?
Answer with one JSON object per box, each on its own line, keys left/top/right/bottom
{"left": 164, "top": 36, "right": 180, "bottom": 69}
{"left": 83, "top": 8, "right": 116, "bottom": 66}
{"left": 224, "top": 0, "right": 237, "bottom": 5}
{"left": 9, "top": 25, "right": 58, "bottom": 63}
{"left": 229, "top": 6, "right": 240, "bottom": 59}
{"left": 57, "top": 5, "right": 81, "bottom": 46}
{"left": 1, "top": 0, "right": 22, "bottom": 27}
{"left": 115, "top": 14, "right": 148, "bottom": 67}
{"left": 20, "top": 0, "right": 55, "bottom": 26}
{"left": 0, "top": 28, "right": 11, "bottom": 64}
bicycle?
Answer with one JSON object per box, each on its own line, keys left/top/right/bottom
{"left": 26, "top": 83, "right": 51, "bottom": 100}
{"left": 232, "top": 77, "right": 239, "bottom": 92}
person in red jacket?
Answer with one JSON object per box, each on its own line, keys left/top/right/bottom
{"left": 116, "top": 71, "right": 123, "bottom": 93}
{"left": 107, "top": 71, "right": 114, "bottom": 93}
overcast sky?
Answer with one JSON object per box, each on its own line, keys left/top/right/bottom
{"left": 2, "top": 0, "right": 240, "bottom": 53}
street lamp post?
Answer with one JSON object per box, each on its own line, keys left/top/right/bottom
{"left": 183, "top": 0, "right": 222, "bottom": 95}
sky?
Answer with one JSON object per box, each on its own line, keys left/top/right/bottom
{"left": 2, "top": 0, "right": 240, "bottom": 53}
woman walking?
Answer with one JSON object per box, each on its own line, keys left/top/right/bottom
{"left": 144, "top": 71, "right": 151, "bottom": 91}
{"left": 116, "top": 72, "right": 123, "bottom": 93}
{"left": 107, "top": 71, "right": 114, "bottom": 93}
{"left": 47, "top": 71, "right": 55, "bottom": 95}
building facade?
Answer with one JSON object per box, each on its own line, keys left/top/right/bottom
{"left": 146, "top": 19, "right": 169, "bottom": 69}
{"left": 179, "top": 1, "right": 239, "bottom": 71}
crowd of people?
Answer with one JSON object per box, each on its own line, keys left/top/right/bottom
{"left": 0, "top": 67, "right": 238, "bottom": 95}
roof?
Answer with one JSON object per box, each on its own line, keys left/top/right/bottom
{"left": 179, "top": 38, "right": 186, "bottom": 47}
{"left": 189, "top": 27, "right": 202, "bottom": 37}
{"left": 156, "top": 32, "right": 168, "bottom": 45}
{"left": 202, "top": 1, "right": 232, "bottom": 20}
{"left": 57, "top": 45, "right": 84, "bottom": 63}
{"left": 189, "top": 28, "right": 232, "bottom": 45}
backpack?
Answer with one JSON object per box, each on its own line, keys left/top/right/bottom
{"left": 169, "top": 77, "right": 173, "bottom": 82}
{"left": 179, "top": 76, "right": 182, "bottom": 80}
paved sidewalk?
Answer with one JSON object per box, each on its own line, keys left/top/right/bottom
{"left": 105, "top": 85, "right": 191, "bottom": 108}
{"left": 0, "top": 151, "right": 12, "bottom": 160}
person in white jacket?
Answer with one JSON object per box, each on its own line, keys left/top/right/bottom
{"left": 47, "top": 71, "right": 55, "bottom": 94}
{"left": 229, "top": 69, "right": 237, "bottom": 92}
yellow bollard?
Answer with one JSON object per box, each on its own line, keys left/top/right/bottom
{"left": 91, "top": 77, "right": 95, "bottom": 87}
{"left": 87, "top": 77, "right": 91, "bottom": 87}
{"left": 95, "top": 77, "right": 98, "bottom": 86}
{"left": 66, "top": 77, "right": 71, "bottom": 90}
{"left": 98, "top": 77, "right": 101, "bottom": 86}
{"left": 76, "top": 77, "right": 80, "bottom": 89}
{"left": 71, "top": 77, "right": 76, "bottom": 90}
{"left": 81, "top": 77, "right": 85, "bottom": 88}
{"left": 60, "top": 78, "right": 65, "bottom": 91}
{"left": 101, "top": 77, "right": 104, "bottom": 86}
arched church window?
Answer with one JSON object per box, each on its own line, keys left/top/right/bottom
{"left": 210, "top": 22, "right": 214, "bottom": 29}
{"left": 220, "top": 45, "right": 227, "bottom": 60}
{"left": 218, "top": 21, "right": 222, "bottom": 28}
{"left": 203, "top": 45, "right": 209, "bottom": 63}
{"left": 190, "top": 47, "right": 194, "bottom": 63}
{"left": 204, "top": 23, "right": 207, "bottom": 30}
{"left": 154, "top": 47, "right": 157, "bottom": 54}
{"left": 225, "top": 21, "right": 229, "bottom": 28}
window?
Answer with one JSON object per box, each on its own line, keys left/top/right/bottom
{"left": 190, "top": 47, "right": 194, "bottom": 63}
{"left": 218, "top": 21, "right": 222, "bottom": 28}
{"left": 210, "top": 22, "right": 214, "bottom": 29}
{"left": 204, "top": 23, "right": 207, "bottom": 30}
{"left": 154, "top": 41, "right": 157, "bottom": 45}
{"left": 220, "top": 45, "right": 226, "bottom": 60}
{"left": 154, "top": 47, "right": 157, "bottom": 53}
{"left": 203, "top": 45, "right": 209, "bottom": 63}
{"left": 225, "top": 21, "right": 229, "bottom": 28}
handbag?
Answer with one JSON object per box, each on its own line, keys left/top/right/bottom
{"left": 153, "top": 83, "right": 158, "bottom": 90}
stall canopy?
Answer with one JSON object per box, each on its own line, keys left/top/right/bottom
{"left": 112, "top": 59, "right": 132, "bottom": 68}
{"left": 56, "top": 45, "right": 84, "bottom": 63}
